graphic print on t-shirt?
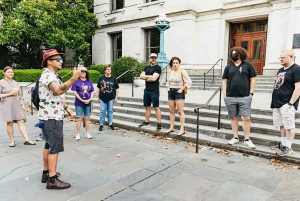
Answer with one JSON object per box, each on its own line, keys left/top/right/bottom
{"left": 274, "top": 72, "right": 286, "bottom": 89}
{"left": 101, "top": 80, "right": 114, "bottom": 94}
{"left": 80, "top": 83, "right": 89, "bottom": 98}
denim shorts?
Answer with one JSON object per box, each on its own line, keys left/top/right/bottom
{"left": 143, "top": 89, "right": 160, "bottom": 107}
{"left": 168, "top": 88, "right": 185, "bottom": 101}
{"left": 75, "top": 105, "right": 91, "bottom": 117}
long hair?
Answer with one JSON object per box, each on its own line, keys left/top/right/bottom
{"left": 229, "top": 47, "right": 248, "bottom": 61}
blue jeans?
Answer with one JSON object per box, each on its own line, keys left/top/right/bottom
{"left": 100, "top": 99, "right": 114, "bottom": 125}
{"left": 75, "top": 105, "right": 91, "bottom": 117}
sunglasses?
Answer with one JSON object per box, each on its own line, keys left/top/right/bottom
{"left": 50, "top": 58, "right": 64, "bottom": 62}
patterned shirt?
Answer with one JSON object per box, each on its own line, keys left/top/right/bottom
{"left": 38, "top": 68, "right": 65, "bottom": 120}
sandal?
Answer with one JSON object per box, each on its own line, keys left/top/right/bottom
{"left": 24, "top": 140, "right": 36, "bottom": 145}
{"left": 177, "top": 130, "right": 185, "bottom": 136}
{"left": 9, "top": 141, "right": 16, "bottom": 147}
{"left": 165, "top": 129, "right": 175, "bottom": 134}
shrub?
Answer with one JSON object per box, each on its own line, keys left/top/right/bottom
{"left": 0, "top": 69, "right": 100, "bottom": 83}
{"left": 89, "top": 64, "right": 105, "bottom": 75}
{"left": 112, "top": 56, "right": 139, "bottom": 83}
{"left": 133, "top": 61, "right": 149, "bottom": 78}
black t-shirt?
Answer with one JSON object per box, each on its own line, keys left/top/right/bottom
{"left": 143, "top": 65, "right": 161, "bottom": 91}
{"left": 97, "top": 75, "right": 119, "bottom": 102}
{"left": 222, "top": 61, "right": 257, "bottom": 97}
{"left": 271, "top": 64, "right": 300, "bottom": 110}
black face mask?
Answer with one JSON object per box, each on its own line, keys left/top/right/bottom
{"left": 231, "top": 54, "right": 239, "bottom": 61}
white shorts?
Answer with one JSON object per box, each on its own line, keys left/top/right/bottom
{"left": 273, "top": 103, "right": 296, "bottom": 130}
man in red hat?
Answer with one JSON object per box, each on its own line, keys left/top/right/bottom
{"left": 39, "top": 49, "right": 81, "bottom": 189}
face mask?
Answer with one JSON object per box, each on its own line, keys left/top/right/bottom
{"left": 231, "top": 54, "right": 239, "bottom": 61}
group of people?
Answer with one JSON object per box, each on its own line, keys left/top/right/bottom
{"left": 223, "top": 47, "right": 300, "bottom": 157}
{"left": 138, "top": 53, "right": 192, "bottom": 136}
{"left": 0, "top": 47, "right": 299, "bottom": 190}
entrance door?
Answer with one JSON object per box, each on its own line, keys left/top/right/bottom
{"left": 230, "top": 20, "right": 267, "bottom": 75}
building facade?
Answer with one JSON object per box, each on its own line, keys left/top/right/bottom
{"left": 93, "top": 0, "right": 300, "bottom": 75}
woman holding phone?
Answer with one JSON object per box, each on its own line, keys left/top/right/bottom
{"left": 0, "top": 66, "right": 36, "bottom": 147}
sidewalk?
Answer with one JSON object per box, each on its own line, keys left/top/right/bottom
{"left": 1, "top": 114, "right": 300, "bottom": 201}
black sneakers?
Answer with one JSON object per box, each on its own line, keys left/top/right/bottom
{"left": 139, "top": 122, "right": 151, "bottom": 127}
{"left": 109, "top": 125, "right": 114, "bottom": 130}
{"left": 99, "top": 125, "right": 103, "bottom": 131}
{"left": 156, "top": 123, "right": 162, "bottom": 131}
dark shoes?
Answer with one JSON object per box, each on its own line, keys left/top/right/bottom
{"left": 99, "top": 125, "right": 103, "bottom": 131}
{"left": 139, "top": 122, "right": 150, "bottom": 127}
{"left": 41, "top": 172, "right": 61, "bottom": 183}
{"left": 46, "top": 176, "right": 71, "bottom": 190}
{"left": 109, "top": 125, "right": 114, "bottom": 130}
{"left": 156, "top": 123, "right": 162, "bottom": 131}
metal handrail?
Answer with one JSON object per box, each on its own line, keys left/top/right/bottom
{"left": 116, "top": 70, "right": 134, "bottom": 97}
{"left": 203, "top": 58, "right": 223, "bottom": 91}
{"left": 161, "top": 64, "right": 170, "bottom": 82}
{"left": 194, "top": 84, "right": 222, "bottom": 153}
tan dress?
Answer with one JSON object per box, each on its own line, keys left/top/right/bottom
{"left": 0, "top": 79, "right": 25, "bottom": 122}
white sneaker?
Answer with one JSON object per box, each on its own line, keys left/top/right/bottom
{"left": 85, "top": 133, "right": 92, "bottom": 139}
{"left": 76, "top": 134, "right": 80, "bottom": 140}
{"left": 228, "top": 137, "right": 239, "bottom": 145}
{"left": 244, "top": 139, "right": 256, "bottom": 149}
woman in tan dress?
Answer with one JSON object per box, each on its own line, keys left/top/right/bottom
{"left": 0, "top": 66, "right": 36, "bottom": 147}
{"left": 166, "top": 57, "right": 192, "bottom": 136}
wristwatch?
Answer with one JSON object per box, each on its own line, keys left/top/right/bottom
{"left": 288, "top": 102, "right": 293, "bottom": 106}
{"left": 249, "top": 93, "right": 254, "bottom": 96}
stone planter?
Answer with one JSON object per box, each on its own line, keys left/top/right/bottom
{"left": 134, "top": 78, "right": 145, "bottom": 87}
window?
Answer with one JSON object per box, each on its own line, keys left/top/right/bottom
{"left": 145, "top": 29, "right": 160, "bottom": 60}
{"left": 146, "top": 0, "right": 159, "bottom": 2}
{"left": 112, "top": 33, "right": 122, "bottom": 62}
{"left": 111, "top": 0, "right": 124, "bottom": 11}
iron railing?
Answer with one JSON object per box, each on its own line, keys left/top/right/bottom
{"left": 116, "top": 70, "right": 135, "bottom": 97}
{"left": 203, "top": 58, "right": 223, "bottom": 91}
{"left": 194, "top": 84, "right": 222, "bottom": 153}
{"left": 161, "top": 64, "right": 170, "bottom": 83}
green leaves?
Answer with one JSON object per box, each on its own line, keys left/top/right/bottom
{"left": 0, "top": 0, "right": 98, "bottom": 67}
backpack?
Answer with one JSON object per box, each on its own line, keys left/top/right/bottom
{"left": 168, "top": 69, "right": 187, "bottom": 94}
{"left": 31, "top": 76, "right": 41, "bottom": 110}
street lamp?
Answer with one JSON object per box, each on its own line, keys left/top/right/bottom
{"left": 154, "top": 13, "right": 170, "bottom": 67}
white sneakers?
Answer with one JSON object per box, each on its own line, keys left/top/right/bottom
{"left": 75, "top": 133, "right": 92, "bottom": 140}
{"left": 85, "top": 133, "right": 93, "bottom": 139}
{"left": 228, "top": 137, "right": 256, "bottom": 149}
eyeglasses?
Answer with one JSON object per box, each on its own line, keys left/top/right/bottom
{"left": 50, "top": 58, "right": 64, "bottom": 62}
{"left": 278, "top": 56, "right": 289, "bottom": 60}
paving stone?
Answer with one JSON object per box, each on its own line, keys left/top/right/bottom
{"left": 88, "top": 148, "right": 136, "bottom": 166}
{"left": 97, "top": 137, "right": 136, "bottom": 149}
{"left": 0, "top": 151, "right": 38, "bottom": 169}
{"left": 230, "top": 161, "right": 286, "bottom": 192}
{"left": 73, "top": 181, "right": 127, "bottom": 201}
{"left": 152, "top": 143, "right": 185, "bottom": 155}
{"left": 136, "top": 150, "right": 168, "bottom": 161}
{"left": 119, "top": 142, "right": 156, "bottom": 154}
{"left": 61, "top": 158, "right": 103, "bottom": 175}
{"left": 0, "top": 182, "right": 23, "bottom": 200}
{"left": 145, "top": 158, "right": 179, "bottom": 172}
{"left": 69, "top": 169, "right": 116, "bottom": 192}
{"left": 102, "top": 156, "right": 153, "bottom": 177}
{"left": 159, "top": 162, "right": 194, "bottom": 180}
{"left": 269, "top": 174, "right": 300, "bottom": 201}
{"left": 74, "top": 144, "right": 109, "bottom": 156}
{"left": 156, "top": 172, "right": 219, "bottom": 201}
{"left": 134, "top": 192, "right": 176, "bottom": 201}
{"left": 189, "top": 163, "right": 234, "bottom": 183}
{"left": 106, "top": 188, "right": 144, "bottom": 201}
{"left": 131, "top": 173, "right": 170, "bottom": 193}
{"left": 202, "top": 180, "right": 271, "bottom": 201}
{"left": 168, "top": 149, "right": 195, "bottom": 161}
{"left": 116, "top": 168, "right": 155, "bottom": 186}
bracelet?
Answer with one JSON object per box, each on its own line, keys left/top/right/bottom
{"left": 64, "top": 106, "right": 68, "bottom": 110}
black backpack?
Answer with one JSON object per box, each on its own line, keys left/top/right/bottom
{"left": 31, "top": 76, "right": 41, "bottom": 110}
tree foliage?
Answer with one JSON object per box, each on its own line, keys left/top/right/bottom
{"left": 0, "top": 0, "right": 98, "bottom": 68}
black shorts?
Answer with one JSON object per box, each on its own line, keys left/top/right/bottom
{"left": 43, "top": 120, "right": 64, "bottom": 154}
{"left": 168, "top": 88, "right": 185, "bottom": 101}
{"left": 143, "top": 89, "right": 160, "bottom": 107}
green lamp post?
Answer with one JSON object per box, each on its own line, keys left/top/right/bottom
{"left": 155, "top": 13, "right": 170, "bottom": 68}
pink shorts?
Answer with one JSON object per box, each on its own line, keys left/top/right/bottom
{"left": 273, "top": 104, "right": 296, "bottom": 130}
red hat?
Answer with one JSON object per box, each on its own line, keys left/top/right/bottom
{"left": 41, "top": 49, "right": 64, "bottom": 67}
